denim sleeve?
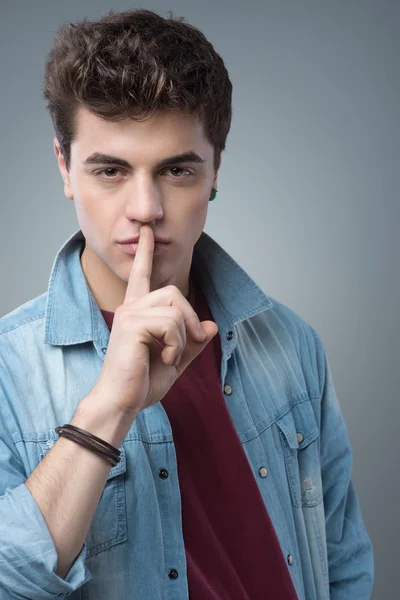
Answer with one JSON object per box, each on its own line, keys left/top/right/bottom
{"left": 312, "top": 328, "right": 374, "bottom": 599}
{"left": 0, "top": 402, "right": 91, "bottom": 599}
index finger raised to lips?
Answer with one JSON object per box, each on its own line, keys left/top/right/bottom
{"left": 124, "top": 225, "right": 155, "bottom": 304}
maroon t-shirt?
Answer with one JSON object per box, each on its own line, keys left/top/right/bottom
{"left": 101, "top": 280, "right": 298, "bottom": 599}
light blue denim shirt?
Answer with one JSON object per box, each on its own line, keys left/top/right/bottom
{"left": 0, "top": 229, "right": 373, "bottom": 600}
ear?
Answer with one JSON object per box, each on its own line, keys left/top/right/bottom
{"left": 53, "top": 137, "right": 74, "bottom": 200}
{"left": 212, "top": 169, "right": 219, "bottom": 189}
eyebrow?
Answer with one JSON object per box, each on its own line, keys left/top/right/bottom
{"left": 83, "top": 151, "right": 206, "bottom": 170}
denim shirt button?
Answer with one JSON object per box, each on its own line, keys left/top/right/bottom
{"left": 258, "top": 467, "right": 268, "bottom": 478}
{"left": 226, "top": 331, "right": 234, "bottom": 341}
{"left": 102, "top": 347, "right": 107, "bottom": 354}
{"left": 158, "top": 468, "right": 169, "bottom": 479}
{"left": 224, "top": 384, "right": 233, "bottom": 395}
{"left": 296, "top": 432, "right": 304, "bottom": 443}
{"left": 287, "top": 554, "right": 293, "bottom": 566}
{"left": 168, "top": 569, "right": 179, "bottom": 580}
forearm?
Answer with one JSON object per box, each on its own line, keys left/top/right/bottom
{"left": 25, "top": 394, "right": 134, "bottom": 579}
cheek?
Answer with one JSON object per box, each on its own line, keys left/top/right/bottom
{"left": 188, "top": 194, "right": 209, "bottom": 232}
{"left": 168, "top": 202, "right": 206, "bottom": 248}
{"left": 73, "top": 194, "right": 99, "bottom": 233}
{"left": 72, "top": 179, "right": 116, "bottom": 235}
{"left": 74, "top": 200, "right": 116, "bottom": 255}
{"left": 172, "top": 192, "right": 209, "bottom": 227}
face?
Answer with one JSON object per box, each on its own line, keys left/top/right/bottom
{"left": 55, "top": 107, "right": 218, "bottom": 310}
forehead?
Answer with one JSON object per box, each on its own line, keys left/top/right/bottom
{"left": 72, "top": 107, "right": 211, "bottom": 158}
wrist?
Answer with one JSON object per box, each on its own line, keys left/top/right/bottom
{"left": 73, "top": 393, "right": 137, "bottom": 448}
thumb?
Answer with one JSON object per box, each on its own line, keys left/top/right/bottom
{"left": 177, "top": 320, "right": 219, "bottom": 372}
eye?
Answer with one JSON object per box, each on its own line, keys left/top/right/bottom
{"left": 93, "top": 166, "right": 194, "bottom": 182}
{"left": 96, "top": 167, "right": 122, "bottom": 179}
{"left": 164, "top": 167, "right": 193, "bottom": 179}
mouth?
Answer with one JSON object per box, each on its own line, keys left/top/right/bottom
{"left": 117, "top": 234, "right": 171, "bottom": 244}
{"left": 117, "top": 241, "right": 170, "bottom": 255}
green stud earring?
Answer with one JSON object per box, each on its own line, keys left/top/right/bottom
{"left": 209, "top": 187, "right": 218, "bottom": 201}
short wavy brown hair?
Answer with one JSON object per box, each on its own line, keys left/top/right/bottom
{"left": 43, "top": 8, "right": 233, "bottom": 173}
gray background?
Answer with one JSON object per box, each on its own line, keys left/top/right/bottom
{"left": 0, "top": 1, "right": 398, "bottom": 598}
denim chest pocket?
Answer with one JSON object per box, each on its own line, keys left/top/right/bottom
{"left": 39, "top": 439, "right": 128, "bottom": 558}
{"left": 275, "top": 399, "right": 323, "bottom": 508}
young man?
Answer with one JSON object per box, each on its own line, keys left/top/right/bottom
{"left": 0, "top": 8, "right": 373, "bottom": 600}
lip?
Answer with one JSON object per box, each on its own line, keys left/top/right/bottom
{"left": 117, "top": 241, "right": 170, "bottom": 255}
{"left": 118, "top": 235, "right": 171, "bottom": 244}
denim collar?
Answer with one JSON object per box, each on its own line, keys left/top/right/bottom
{"left": 44, "top": 229, "right": 273, "bottom": 347}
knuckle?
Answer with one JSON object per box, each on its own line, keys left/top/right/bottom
{"left": 167, "top": 315, "right": 180, "bottom": 330}
{"left": 188, "top": 312, "right": 201, "bottom": 331}
{"left": 115, "top": 305, "right": 136, "bottom": 328}
{"left": 167, "top": 318, "right": 184, "bottom": 344}
{"left": 114, "top": 305, "right": 127, "bottom": 320}
{"left": 166, "top": 284, "right": 180, "bottom": 297}
{"left": 190, "top": 309, "right": 200, "bottom": 324}
{"left": 170, "top": 305, "right": 183, "bottom": 321}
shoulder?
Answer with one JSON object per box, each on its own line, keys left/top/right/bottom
{"left": 239, "top": 295, "right": 326, "bottom": 398}
{"left": 0, "top": 293, "right": 48, "bottom": 432}
{"left": 245, "top": 294, "right": 321, "bottom": 352}
{"left": 0, "top": 293, "right": 47, "bottom": 341}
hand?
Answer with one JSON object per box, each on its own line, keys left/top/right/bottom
{"left": 90, "top": 226, "right": 219, "bottom": 419}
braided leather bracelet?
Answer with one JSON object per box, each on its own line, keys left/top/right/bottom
{"left": 55, "top": 424, "right": 121, "bottom": 466}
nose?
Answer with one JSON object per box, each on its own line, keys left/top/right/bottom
{"left": 124, "top": 180, "right": 164, "bottom": 224}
